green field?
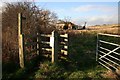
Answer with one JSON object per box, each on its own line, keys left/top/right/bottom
{"left": 2, "top": 31, "right": 111, "bottom": 80}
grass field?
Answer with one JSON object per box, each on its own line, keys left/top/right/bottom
{"left": 2, "top": 24, "right": 120, "bottom": 80}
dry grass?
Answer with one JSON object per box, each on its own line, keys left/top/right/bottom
{"left": 101, "top": 70, "right": 120, "bottom": 80}
{"left": 88, "top": 24, "right": 119, "bottom": 34}
{"left": 59, "top": 24, "right": 119, "bottom": 35}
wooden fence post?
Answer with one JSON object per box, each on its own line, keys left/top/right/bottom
{"left": 51, "top": 31, "right": 58, "bottom": 63}
{"left": 18, "top": 13, "right": 25, "bottom": 68}
{"left": 65, "top": 34, "right": 68, "bottom": 55}
{"left": 96, "top": 33, "right": 99, "bottom": 61}
{"left": 18, "top": 13, "right": 22, "bottom": 35}
{"left": 37, "top": 32, "right": 40, "bottom": 55}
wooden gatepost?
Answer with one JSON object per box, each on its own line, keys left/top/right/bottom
{"left": 18, "top": 13, "right": 25, "bottom": 68}
{"left": 41, "top": 31, "right": 69, "bottom": 63}
{"left": 51, "top": 31, "right": 59, "bottom": 63}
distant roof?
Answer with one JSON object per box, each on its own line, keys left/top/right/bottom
{"left": 57, "top": 20, "right": 75, "bottom": 25}
{"left": 57, "top": 20, "right": 65, "bottom": 24}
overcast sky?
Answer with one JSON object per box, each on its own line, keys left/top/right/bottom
{"left": 0, "top": 0, "right": 119, "bottom": 26}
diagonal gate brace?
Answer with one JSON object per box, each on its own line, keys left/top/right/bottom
{"left": 99, "top": 46, "right": 120, "bottom": 59}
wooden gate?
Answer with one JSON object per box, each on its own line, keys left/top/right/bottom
{"left": 96, "top": 33, "right": 120, "bottom": 71}
{"left": 40, "top": 31, "right": 69, "bottom": 62}
{"left": 18, "top": 13, "right": 69, "bottom": 68}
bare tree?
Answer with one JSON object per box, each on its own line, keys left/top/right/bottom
{"left": 2, "top": 2, "right": 57, "bottom": 33}
{"left": 2, "top": 2, "right": 58, "bottom": 63}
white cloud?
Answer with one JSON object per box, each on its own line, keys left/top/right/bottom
{"left": 72, "top": 5, "right": 117, "bottom": 13}
{"left": 72, "top": 14, "right": 118, "bottom": 26}
{"left": 53, "top": 4, "right": 118, "bottom": 26}
{"left": 88, "top": 15, "right": 118, "bottom": 25}
{"left": 73, "top": 5, "right": 94, "bottom": 12}
{"left": 70, "top": 4, "right": 118, "bottom": 26}
{"left": 52, "top": 9, "right": 66, "bottom": 13}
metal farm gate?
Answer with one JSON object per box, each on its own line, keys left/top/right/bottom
{"left": 96, "top": 33, "right": 120, "bottom": 71}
